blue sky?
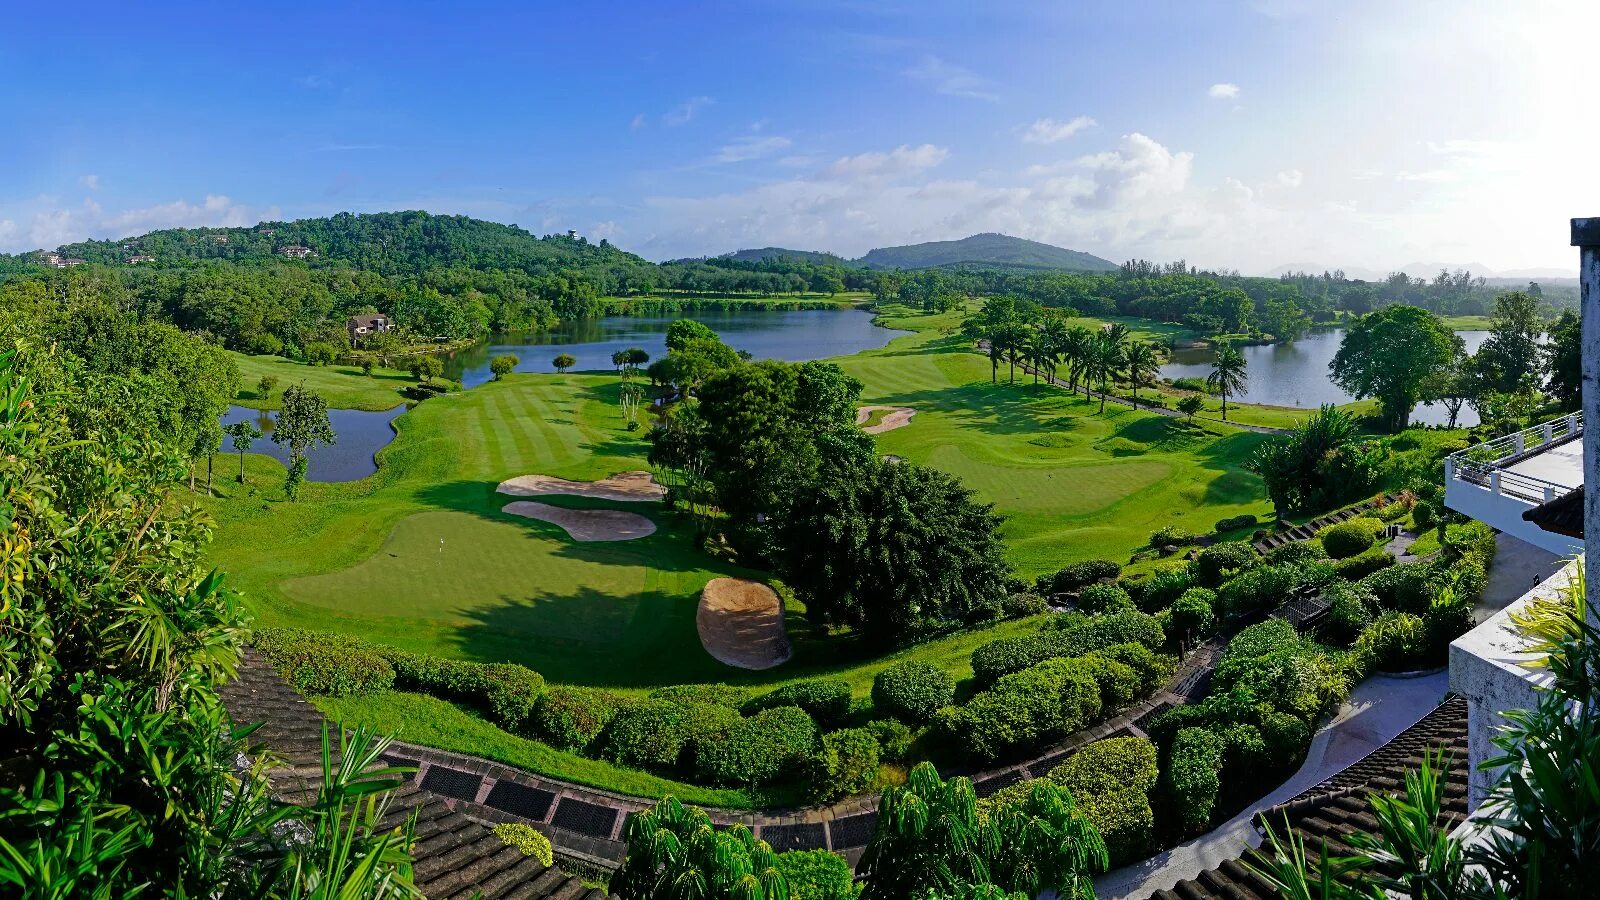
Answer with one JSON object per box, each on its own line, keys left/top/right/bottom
{"left": 2, "top": 0, "right": 1591, "bottom": 273}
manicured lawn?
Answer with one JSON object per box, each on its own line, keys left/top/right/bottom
{"left": 230, "top": 351, "right": 446, "bottom": 411}
{"left": 833, "top": 307, "right": 1275, "bottom": 576}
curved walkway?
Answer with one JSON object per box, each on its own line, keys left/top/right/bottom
{"left": 1093, "top": 669, "right": 1450, "bottom": 899}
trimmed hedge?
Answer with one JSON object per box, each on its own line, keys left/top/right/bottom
{"left": 1088, "top": 642, "right": 1175, "bottom": 695}
{"left": 868, "top": 719, "right": 915, "bottom": 762}
{"left": 872, "top": 661, "right": 956, "bottom": 723}
{"left": 255, "top": 629, "right": 395, "bottom": 697}
{"left": 1168, "top": 727, "right": 1224, "bottom": 833}
{"left": 1213, "top": 514, "right": 1257, "bottom": 533}
{"left": 1078, "top": 583, "right": 1134, "bottom": 614}
{"left": 1265, "top": 540, "right": 1326, "bottom": 566}
{"left": 1037, "top": 559, "right": 1121, "bottom": 594}
{"left": 807, "top": 727, "right": 881, "bottom": 801}
{"left": 949, "top": 657, "right": 1103, "bottom": 762}
{"left": 1216, "top": 563, "right": 1301, "bottom": 618}
{"left": 532, "top": 687, "right": 621, "bottom": 752}
{"left": 1192, "top": 542, "right": 1258, "bottom": 587}
{"left": 648, "top": 683, "right": 751, "bottom": 708}
{"left": 970, "top": 610, "right": 1164, "bottom": 686}
{"left": 1132, "top": 565, "right": 1194, "bottom": 612}
{"left": 605, "top": 700, "right": 740, "bottom": 771}
{"left": 1075, "top": 655, "right": 1141, "bottom": 709}
{"left": 1358, "top": 565, "right": 1430, "bottom": 614}
{"left": 1150, "top": 524, "right": 1199, "bottom": 547}
{"left": 1213, "top": 620, "right": 1302, "bottom": 688}
{"left": 1169, "top": 588, "right": 1216, "bottom": 640}
{"left": 774, "top": 850, "right": 856, "bottom": 900}
{"left": 1003, "top": 592, "right": 1049, "bottom": 618}
{"left": 1319, "top": 517, "right": 1384, "bottom": 559}
{"left": 696, "top": 705, "right": 818, "bottom": 786}
{"left": 1323, "top": 580, "right": 1376, "bottom": 646}
{"left": 1047, "top": 737, "right": 1159, "bottom": 866}
{"left": 1334, "top": 546, "right": 1395, "bottom": 580}
{"left": 743, "top": 680, "right": 852, "bottom": 727}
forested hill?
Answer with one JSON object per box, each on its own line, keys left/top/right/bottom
{"left": 719, "top": 247, "right": 852, "bottom": 266}
{"left": 857, "top": 233, "right": 1118, "bottom": 272}
{"left": 50, "top": 210, "right": 650, "bottom": 277}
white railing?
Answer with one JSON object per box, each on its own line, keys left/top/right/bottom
{"left": 1446, "top": 413, "right": 1582, "bottom": 504}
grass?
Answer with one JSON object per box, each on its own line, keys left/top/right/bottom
{"left": 229, "top": 351, "right": 450, "bottom": 411}
{"left": 1437, "top": 314, "right": 1492, "bottom": 330}
{"left": 832, "top": 306, "right": 1275, "bottom": 576}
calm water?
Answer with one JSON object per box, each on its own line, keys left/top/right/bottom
{"left": 219, "top": 404, "right": 405, "bottom": 482}
{"left": 437, "top": 307, "right": 909, "bottom": 388}
{"left": 1159, "top": 329, "right": 1490, "bottom": 427}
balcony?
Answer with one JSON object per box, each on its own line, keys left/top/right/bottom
{"left": 1444, "top": 413, "right": 1584, "bottom": 555}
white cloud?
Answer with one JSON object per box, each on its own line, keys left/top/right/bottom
{"left": 823, "top": 144, "right": 950, "bottom": 180}
{"left": 79, "top": 174, "right": 100, "bottom": 190}
{"left": 1208, "top": 83, "right": 1240, "bottom": 99}
{"left": 1275, "top": 169, "right": 1303, "bottom": 188}
{"left": 904, "top": 55, "right": 999, "bottom": 102}
{"left": 1394, "top": 169, "right": 1457, "bottom": 183}
{"left": 1021, "top": 116, "right": 1097, "bottom": 145}
{"left": 629, "top": 113, "right": 647, "bottom": 130}
{"left": 715, "top": 135, "right": 793, "bottom": 163}
{"left": 296, "top": 74, "right": 329, "bottom": 89}
{"left": 663, "top": 96, "right": 713, "bottom": 126}
{"left": 0, "top": 194, "right": 270, "bottom": 252}
{"left": 1073, "top": 133, "right": 1194, "bottom": 209}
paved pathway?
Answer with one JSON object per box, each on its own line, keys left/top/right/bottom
{"left": 1477, "top": 531, "right": 1565, "bottom": 620}
{"left": 1093, "top": 670, "right": 1450, "bottom": 899}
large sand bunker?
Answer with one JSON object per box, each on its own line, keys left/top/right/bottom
{"left": 496, "top": 470, "right": 666, "bottom": 502}
{"left": 697, "top": 577, "right": 792, "bottom": 670}
{"left": 856, "top": 405, "right": 916, "bottom": 434}
{"left": 501, "top": 501, "right": 657, "bottom": 542}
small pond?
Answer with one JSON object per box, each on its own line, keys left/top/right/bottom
{"left": 435, "top": 307, "right": 909, "bottom": 388}
{"left": 219, "top": 404, "right": 405, "bottom": 482}
{"left": 1159, "top": 329, "right": 1490, "bottom": 427}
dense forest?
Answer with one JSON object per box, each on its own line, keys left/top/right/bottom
{"left": 0, "top": 211, "right": 1576, "bottom": 360}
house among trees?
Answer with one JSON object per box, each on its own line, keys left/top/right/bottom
{"left": 346, "top": 313, "right": 391, "bottom": 344}
{"left": 127, "top": 254, "right": 156, "bottom": 264}
{"left": 278, "top": 244, "right": 316, "bottom": 259}
{"left": 39, "top": 252, "right": 86, "bottom": 268}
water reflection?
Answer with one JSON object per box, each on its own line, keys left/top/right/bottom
{"left": 219, "top": 404, "right": 405, "bottom": 482}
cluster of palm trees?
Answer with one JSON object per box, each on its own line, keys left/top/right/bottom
{"left": 981, "top": 318, "right": 1165, "bottom": 413}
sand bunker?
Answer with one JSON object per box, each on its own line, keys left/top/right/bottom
{"left": 697, "top": 577, "right": 792, "bottom": 670}
{"left": 496, "top": 470, "right": 666, "bottom": 502}
{"left": 856, "top": 405, "right": 916, "bottom": 434}
{"left": 501, "top": 501, "right": 657, "bottom": 542}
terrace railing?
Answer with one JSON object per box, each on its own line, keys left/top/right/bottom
{"left": 1446, "top": 412, "right": 1582, "bottom": 504}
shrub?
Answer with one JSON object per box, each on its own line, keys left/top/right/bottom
{"left": 1215, "top": 722, "right": 1268, "bottom": 778}
{"left": 952, "top": 658, "right": 1102, "bottom": 762}
{"left": 1354, "top": 612, "right": 1429, "bottom": 672}
{"left": 1134, "top": 565, "right": 1194, "bottom": 612}
{"left": 1319, "top": 517, "right": 1384, "bottom": 559}
{"left": 807, "top": 727, "right": 881, "bottom": 801}
{"left": 255, "top": 629, "right": 395, "bottom": 697}
{"left": 696, "top": 706, "right": 818, "bottom": 786}
{"left": 1078, "top": 583, "right": 1134, "bottom": 615}
{"left": 1358, "top": 565, "right": 1431, "bottom": 614}
{"left": 1334, "top": 546, "right": 1395, "bottom": 580}
{"left": 1214, "top": 620, "right": 1303, "bottom": 686}
{"left": 1217, "top": 563, "right": 1301, "bottom": 618}
{"left": 1265, "top": 541, "right": 1326, "bottom": 566}
{"left": 971, "top": 611, "right": 1164, "bottom": 686}
{"left": 478, "top": 663, "right": 546, "bottom": 732}
{"left": 1088, "top": 642, "right": 1175, "bottom": 695}
{"left": 1213, "top": 514, "right": 1257, "bottom": 533}
{"left": 867, "top": 719, "right": 915, "bottom": 762}
{"left": 606, "top": 700, "right": 740, "bottom": 771}
{"left": 774, "top": 850, "right": 856, "bottom": 900}
{"left": 1048, "top": 736, "right": 1158, "bottom": 796}
{"left": 1072, "top": 782, "right": 1154, "bottom": 867}
{"left": 1412, "top": 500, "right": 1437, "bottom": 530}
{"left": 1075, "top": 654, "right": 1141, "bottom": 709}
{"left": 872, "top": 661, "right": 956, "bottom": 723}
{"left": 1192, "top": 542, "right": 1258, "bottom": 587}
{"left": 743, "top": 680, "right": 852, "bottom": 727}
{"left": 379, "top": 651, "right": 545, "bottom": 732}
{"left": 532, "top": 687, "right": 621, "bottom": 752}
{"left": 1003, "top": 592, "right": 1048, "bottom": 618}
{"left": 1038, "top": 559, "right": 1121, "bottom": 594}
{"left": 648, "top": 683, "right": 751, "bottom": 708}
{"left": 1150, "top": 524, "right": 1199, "bottom": 547}
{"left": 1167, "top": 727, "right": 1225, "bottom": 833}
{"left": 304, "top": 341, "right": 338, "bottom": 366}
{"left": 1423, "top": 591, "right": 1475, "bottom": 656}
{"left": 1323, "top": 581, "right": 1376, "bottom": 646}
{"left": 1169, "top": 588, "right": 1216, "bottom": 640}
{"left": 494, "top": 823, "right": 553, "bottom": 867}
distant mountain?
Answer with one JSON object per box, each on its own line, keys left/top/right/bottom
{"left": 720, "top": 247, "right": 852, "bottom": 265}
{"left": 857, "top": 233, "right": 1117, "bottom": 272}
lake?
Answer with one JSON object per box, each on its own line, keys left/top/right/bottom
{"left": 435, "top": 306, "right": 909, "bottom": 388}
{"left": 220, "top": 404, "right": 405, "bottom": 482}
{"left": 1159, "top": 329, "right": 1490, "bottom": 427}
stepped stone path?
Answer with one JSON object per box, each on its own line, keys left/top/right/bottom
{"left": 1250, "top": 496, "right": 1393, "bottom": 555}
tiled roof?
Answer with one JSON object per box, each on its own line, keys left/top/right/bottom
{"left": 1524, "top": 486, "right": 1584, "bottom": 539}
{"left": 221, "top": 653, "right": 611, "bottom": 900}
{"left": 1146, "top": 695, "right": 1469, "bottom": 900}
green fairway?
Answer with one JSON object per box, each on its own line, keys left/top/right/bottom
{"left": 834, "top": 307, "right": 1275, "bottom": 575}
{"left": 230, "top": 351, "right": 444, "bottom": 411}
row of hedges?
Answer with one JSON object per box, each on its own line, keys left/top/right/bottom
{"left": 984, "top": 736, "right": 1160, "bottom": 866}
{"left": 970, "top": 610, "right": 1166, "bottom": 686}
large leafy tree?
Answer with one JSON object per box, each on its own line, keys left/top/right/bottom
{"left": 1247, "top": 405, "right": 1381, "bottom": 518}
{"left": 1330, "top": 305, "right": 1462, "bottom": 431}
{"left": 858, "top": 763, "right": 1105, "bottom": 900}
{"left": 1473, "top": 290, "right": 1546, "bottom": 393}
{"left": 1545, "top": 309, "right": 1581, "bottom": 410}
{"left": 273, "top": 384, "right": 336, "bottom": 499}
{"left": 614, "top": 798, "right": 787, "bottom": 900}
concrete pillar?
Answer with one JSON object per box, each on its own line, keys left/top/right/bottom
{"left": 1490, "top": 470, "right": 1501, "bottom": 496}
{"left": 1543, "top": 422, "right": 1555, "bottom": 446}
{"left": 1514, "top": 432, "right": 1525, "bottom": 455}
{"left": 1573, "top": 218, "right": 1600, "bottom": 632}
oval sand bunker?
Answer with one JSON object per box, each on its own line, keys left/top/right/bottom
{"left": 697, "top": 577, "right": 793, "bottom": 670}
{"left": 501, "top": 501, "right": 657, "bottom": 541}
{"left": 856, "top": 405, "right": 916, "bottom": 434}
{"left": 496, "top": 470, "right": 666, "bottom": 502}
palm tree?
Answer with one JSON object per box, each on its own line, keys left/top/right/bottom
{"left": 999, "top": 322, "right": 1030, "bottom": 384}
{"left": 1040, "top": 317, "right": 1070, "bottom": 385}
{"left": 1085, "top": 335, "right": 1123, "bottom": 414}
{"left": 1104, "top": 322, "right": 1131, "bottom": 353}
{"left": 1123, "top": 341, "right": 1161, "bottom": 407}
{"left": 1024, "top": 329, "right": 1053, "bottom": 387}
{"left": 1060, "top": 326, "right": 1095, "bottom": 395}
{"left": 1206, "top": 345, "right": 1248, "bottom": 421}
